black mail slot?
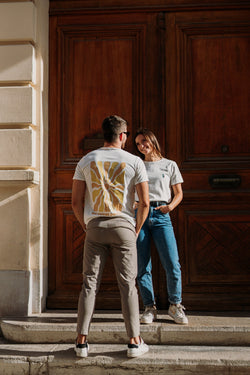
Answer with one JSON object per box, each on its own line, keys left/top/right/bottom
{"left": 209, "top": 174, "right": 241, "bottom": 188}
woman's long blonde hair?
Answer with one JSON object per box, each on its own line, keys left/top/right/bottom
{"left": 134, "top": 128, "right": 162, "bottom": 160}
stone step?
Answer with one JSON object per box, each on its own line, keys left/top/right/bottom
{"left": 1, "top": 310, "right": 250, "bottom": 346}
{"left": 0, "top": 339, "right": 250, "bottom": 375}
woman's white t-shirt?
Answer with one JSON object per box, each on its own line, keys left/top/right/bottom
{"left": 142, "top": 158, "right": 183, "bottom": 203}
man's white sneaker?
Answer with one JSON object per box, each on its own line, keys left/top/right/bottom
{"left": 140, "top": 306, "right": 157, "bottom": 324}
{"left": 127, "top": 338, "right": 149, "bottom": 358}
{"left": 74, "top": 342, "right": 89, "bottom": 357}
{"left": 168, "top": 304, "right": 188, "bottom": 324}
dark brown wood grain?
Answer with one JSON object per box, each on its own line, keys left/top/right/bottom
{"left": 48, "top": 1, "right": 250, "bottom": 310}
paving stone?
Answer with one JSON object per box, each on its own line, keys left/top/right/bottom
{"left": 1, "top": 311, "right": 250, "bottom": 374}
{"left": 1, "top": 311, "right": 250, "bottom": 345}
{"left": 0, "top": 341, "right": 250, "bottom": 375}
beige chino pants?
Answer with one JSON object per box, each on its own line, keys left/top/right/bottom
{"left": 77, "top": 217, "right": 140, "bottom": 339}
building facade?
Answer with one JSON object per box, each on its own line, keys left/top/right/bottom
{"left": 1, "top": 0, "right": 250, "bottom": 317}
{"left": 0, "top": 0, "right": 49, "bottom": 316}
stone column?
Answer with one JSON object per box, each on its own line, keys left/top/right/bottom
{"left": 0, "top": 0, "right": 49, "bottom": 316}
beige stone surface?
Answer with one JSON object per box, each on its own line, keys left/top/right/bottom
{"left": 0, "top": 170, "right": 39, "bottom": 182}
{"left": 0, "top": 181, "right": 34, "bottom": 201}
{"left": 0, "top": 0, "right": 49, "bottom": 317}
{"left": 0, "top": 2, "right": 35, "bottom": 42}
{"left": 0, "top": 188, "right": 30, "bottom": 270}
{"left": 29, "top": 185, "right": 41, "bottom": 270}
{"left": 0, "top": 340, "right": 250, "bottom": 375}
{"left": 0, "top": 182, "right": 41, "bottom": 270}
{"left": 1, "top": 311, "right": 250, "bottom": 345}
{"left": 0, "top": 87, "right": 34, "bottom": 124}
{"left": 1, "top": 312, "right": 250, "bottom": 373}
{"left": 0, "top": 44, "right": 34, "bottom": 82}
{"left": 0, "top": 129, "right": 33, "bottom": 167}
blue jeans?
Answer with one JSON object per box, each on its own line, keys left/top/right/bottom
{"left": 136, "top": 206, "right": 182, "bottom": 306}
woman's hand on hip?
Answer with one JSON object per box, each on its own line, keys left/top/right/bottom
{"left": 155, "top": 204, "right": 172, "bottom": 213}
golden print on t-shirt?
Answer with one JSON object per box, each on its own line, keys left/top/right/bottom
{"left": 90, "top": 161, "right": 125, "bottom": 214}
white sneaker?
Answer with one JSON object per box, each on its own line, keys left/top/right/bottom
{"left": 74, "top": 342, "right": 89, "bottom": 357}
{"left": 127, "top": 337, "right": 149, "bottom": 358}
{"left": 168, "top": 304, "right": 188, "bottom": 324}
{"left": 140, "top": 306, "right": 157, "bottom": 324}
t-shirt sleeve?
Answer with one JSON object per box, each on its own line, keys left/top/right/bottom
{"left": 73, "top": 163, "right": 86, "bottom": 181}
{"left": 134, "top": 158, "right": 148, "bottom": 185}
{"left": 170, "top": 161, "right": 184, "bottom": 185}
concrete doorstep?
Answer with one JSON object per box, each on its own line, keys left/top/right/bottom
{"left": 1, "top": 339, "right": 250, "bottom": 375}
{"left": 0, "top": 311, "right": 250, "bottom": 374}
{"left": 1, "top": 311, "right": 250, "bottom": 345}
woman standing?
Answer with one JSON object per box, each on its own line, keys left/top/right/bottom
{"left": 134, "top": 129, "right": 188, "bottom": 325}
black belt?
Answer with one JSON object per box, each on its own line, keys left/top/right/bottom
{"left": 150, "top": 201, "right": 167, "bottom": 207}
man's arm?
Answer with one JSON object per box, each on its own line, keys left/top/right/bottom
{"left": 135, "top": 181, "right": 149, "bottom": 236}
{"left": 72, "top": 179, "right": 86, "bottom": 231}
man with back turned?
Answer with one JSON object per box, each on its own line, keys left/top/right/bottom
{"left": 72, "top": 115, "right": 149, "bottom": 358}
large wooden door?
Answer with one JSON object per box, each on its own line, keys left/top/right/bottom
{"left": 47, "top": 10, "right": 165, "bottom": 309}
{"left": 166, "top": 10, "right": 250, "bottom": 310}
{"left": 48, "top": 3, "right": 250, "bottom": 311}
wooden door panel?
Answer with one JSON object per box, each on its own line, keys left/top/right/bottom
{"left": 178, "top": 205, "right": 250, "bottom": 310}
{"left": 166, "top": 10, "right": 250, "bottom": 166}
{"left": 48, "top": 11, "right": 164, "bottom": 308}
{"left": 166, "top": 10, "right": 250, "bottom": 310}
{"left": 191, "top": 36, "right": 250, "bottom": 158}
{"left": 185, "top": 212, "right": 250, "bottom": 283}
{"left": 62, "top": 29, "right": 135, "bottom": 163}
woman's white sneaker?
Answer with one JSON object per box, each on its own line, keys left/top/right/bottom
{"left": 74, "top": 342, "right": 89, "bottom": 357}
{"left": 168, "top": 304, "right": 188, "bottom": 324}
{"left": 140, "top": 306, "right": 157, "bottom": 324}
{"left": 127, "top": 338, "right": 149, "bottom": 358}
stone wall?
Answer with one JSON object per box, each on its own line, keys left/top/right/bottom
{"left": 0, "top": 0, "right": 49, "bottom": 316}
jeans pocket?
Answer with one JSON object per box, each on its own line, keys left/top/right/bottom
{"left": 154, "top": 208, "right": 167, "bottom": 216}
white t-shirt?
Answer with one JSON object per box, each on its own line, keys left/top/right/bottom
{"left": 142, "top": 158, "right": 183, "bottom": 203}
{"left": 73, "top": 147, "right": 148, "bottom": 225}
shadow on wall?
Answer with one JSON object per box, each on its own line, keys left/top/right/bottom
{"left": 0, "top": 184, "right": 32, "bottom": 317}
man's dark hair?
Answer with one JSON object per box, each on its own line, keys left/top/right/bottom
{"left": 102, "top": 115, "right": 127, "bottom": 143}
